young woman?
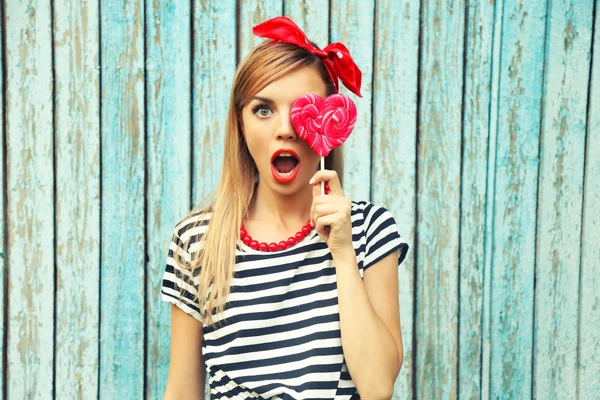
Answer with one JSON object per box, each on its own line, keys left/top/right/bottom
{"left": 162, "top": 17, "right": 409, "bottom": 400}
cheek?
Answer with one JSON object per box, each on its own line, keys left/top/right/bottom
{"left": 242, "top": 121, "right": 270, "bottom": 167}
{"left": 244, "top": 136, "right": 262, "bottom": 166}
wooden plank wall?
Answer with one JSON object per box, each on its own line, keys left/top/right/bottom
{"left": 2, "top": 1, "right": 598, "bottom": 399}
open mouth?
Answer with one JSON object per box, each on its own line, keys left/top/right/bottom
{"left": 271, "top": 149, "right": 300, "bottom": 183}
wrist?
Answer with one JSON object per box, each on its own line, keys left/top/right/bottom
{"left": 330, "top": 245, "right": 356, "bottom": 264}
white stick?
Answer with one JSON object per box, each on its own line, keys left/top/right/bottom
{"left": 320, "top": 156, "right": 325, "bottom": 195}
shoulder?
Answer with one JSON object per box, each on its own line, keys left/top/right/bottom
{"left": 350, "top": 200, "right": 409, "bottom": 270}
{"left": 350, "top": 200, "right": 393, "bottom": 227}
{"left": 172, "top": 208, "right": 213, "bottom": 255}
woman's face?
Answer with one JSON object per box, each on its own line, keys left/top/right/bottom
{"left": 241, "top": 65, "right": 327, "bottom": 195}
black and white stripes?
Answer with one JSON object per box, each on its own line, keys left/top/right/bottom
{"left": 162, "top": 201, "right": 408, "bottom": 399}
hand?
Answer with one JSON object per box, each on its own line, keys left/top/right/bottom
{"left": 309, "top": 170, "right": 354, "bottom": 257}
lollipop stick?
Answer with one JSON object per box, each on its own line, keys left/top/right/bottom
{"left": 320, "top": 157, "right": 325, "bottom": 195}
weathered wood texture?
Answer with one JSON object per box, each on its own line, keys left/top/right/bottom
{"left": 330, "top": 0, "right": 374, "bottom": 201}
{"left": 490, "top": 0, "right": 547, "bottom": 398}
{"left": 481, "top": 1, "right": 505, "bottom": 397}
{"left": 0, "top": 2, "right": 4, "bottom": 397}
{"left": 460, "top": 1, "right": 496, "bottom": 399}
{"left": 145, "top": 1, "right": 191, "bottom": 399}
{"left": 2, "top": 1, "right": 599, "bottom": 399}
{"left": 371, "top": 1, "right": 419, "bottom": 399}
{"left": 416, "top": 0, "right": 464, "bottom": 398}
{"left": 54, "top": 0, "right": 100, "bottom": 398}
{"left": 99, "top": 0, "right": 145, "bottom": 397}
{"left": 534, "top": 1, "right": 594, "bottom": 399}
{"left": 192, "top": 1, "right": 236, "bottom": 207}
{"left": 580, "top": 2, "right": 600, "bottom": 398}
{"left": 5, "top": 2, "right": 55, "bottom": 398}
{"left": 238, "top": 0, "right": 284, "bottom": 61}
{"left": 459, "top": 1, "right": 494, "bottom": 399}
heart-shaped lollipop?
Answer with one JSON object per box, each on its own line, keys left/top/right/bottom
{"left": 291, "top": 93, "right": 357, "bottom": 157}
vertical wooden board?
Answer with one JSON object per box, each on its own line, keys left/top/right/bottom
{"left": 481, "top": 1, "right": 504, "bottom": 397}
{"left": 100, "top": 0, "right": 145, "bottom": 397}
{"left": 416, "top": 0, "right": 464, "bottom": 398}
{"left": 0, "top": 1, "right": 4, "bottom": 396}
{"left": 489, "top": 0, "right": 547, "bottom": 398}
{"left": 145, "top": 1, "right": 191, "bottom": 398}
{"left": 53, "top": 1, "right": 101, "bottom": 398}
{"left": 330, "top": 0, "right": 374, "bottom": 201}
{"left": 534, "top": 1, "right": 594, "bottom": 398}
{"left": 238, "top": 0, "right": 284, "bottom": 61}
{"left": 192, "top": 1, "right": 237, "bottom": 206}
{"left": 0, "top": 3, "right": 4, "bottom": 397}
{"left": 580, "top": 4, "right": 600, "bottom": 397}
{"left": 5, "top": 1, "right": 54, "bottom": 398}
{"left": 371, "top": 1, "right": 419, "bottom": 398}
{"left": 459, "top": 1, "right": 495, "bottom": 399}
{"left": 284, "top": 0, "right": 328, "bottom": 47}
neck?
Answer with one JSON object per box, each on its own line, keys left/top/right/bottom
{"left": 248, "top": 180, "right": 313, "bottom": 229}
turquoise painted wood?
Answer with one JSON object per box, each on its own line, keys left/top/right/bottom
{"left": 371, "top": 0, "right": 419, "bottom": 398}
{"left": 5, "top": 1, "right": 55, "bottom": 398}
{"left": 481, "top": 1, "right": 505, "bottom": 397}
{"left": 459, "top": 1, "right": 495, "bottom": 399}
{"left": 54, "top": 0, "right": 101, "bottom": 398}
{"left": 534, "top": 1, "right": 594, "bottom": 398}
{"left": 490, "top": 0, "right": 547, "bottom": 398}
{"left": 330, "top": 0, "right": 374, "bottom": 202}
{"left": 580, "top": 2, "right": 600, "bottom": 398}
{"left": 192, "top": 0, "right": 237, "bottom": 207}
{"left": 239, "top": 0, "right": 284, "bottom": 61}
{"left": 416, "top": 0, "right": 464, "bottom": 398}
{"left": 145, "top": 1, "right": 191, "bottom": 399}
{"left": 1, "top": 1, "right": 599, "bottom": 399}
{"left": 0, "top": 2, "right": 4, "bottom": 397}
{"left": 100, "top": 0, "right": 145, "bottom": 397}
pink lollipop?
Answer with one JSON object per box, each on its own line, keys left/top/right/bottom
{"left": 291, "top": 93, "right": 357, "bottom": 194}
{"left": 291, "top": 94, "right": 357, "bottom": 157}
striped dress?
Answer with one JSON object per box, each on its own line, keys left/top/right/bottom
{"left": 162, "top": 200, "right": 409, "bottom": 399}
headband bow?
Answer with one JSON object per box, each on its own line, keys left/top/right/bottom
{"left": 252, "top": 16, "right": 363, "bottom": 98}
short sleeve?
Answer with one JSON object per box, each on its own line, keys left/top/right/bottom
{"left": 161, "top": 229, "right": 202, "bottom": 322}
{"left": 363, "top": 205, "right": 409, "bottom": 271}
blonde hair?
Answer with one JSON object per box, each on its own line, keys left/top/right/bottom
{"left": 180, "top": 41, "right": 344, "bottom": 327}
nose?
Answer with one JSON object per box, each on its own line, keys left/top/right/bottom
{"left": 276, "top": 109, "right": 297, "bottom": 140}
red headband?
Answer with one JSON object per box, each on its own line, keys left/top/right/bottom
{"left": 252, "top": 16, "right": 363, "bottom": 98}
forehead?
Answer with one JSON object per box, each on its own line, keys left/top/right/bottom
{"left": 253, "top": 65, "right": 328, "bottom": 103}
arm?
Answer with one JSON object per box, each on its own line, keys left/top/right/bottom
{"left": 164, "top": 305, "right": 206, "bottom": 399}
{"left": 334, "top": 250, "right": 403, "bottom": 400}
{"left": 309, "top": 170, "right": 404, "bottom": 399}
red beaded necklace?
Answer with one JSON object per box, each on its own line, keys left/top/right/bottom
{"left": 240, "top": 220, "right": 314, "bottom": 252}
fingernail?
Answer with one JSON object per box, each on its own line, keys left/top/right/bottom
{"left": 309, "top": 177, "right": 314, "bottom": 184}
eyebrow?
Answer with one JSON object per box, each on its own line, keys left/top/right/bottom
{"left": 250, "top": 96, "right": 275, "bottom": 104}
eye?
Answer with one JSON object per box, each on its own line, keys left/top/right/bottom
{"left": 252, "top": 104, "right": 273, "bottom": 118}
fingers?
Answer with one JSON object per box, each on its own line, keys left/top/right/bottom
{"left": 310, "top": 197, "right": 351, "bottom": 228}
{"left": 315, "top": 212, "right": 338, "bottom": 235}
{"left": 312, "top": 179, "right": 321, "bottom": 197}
{"left": 310, "top": 199, "right": 335, "bottom": 227}
{"left": 309, "top": 169, "right": 343, "bottom": 196}
{"left": 313, "top": 203, "right": 339, "bottom": 223}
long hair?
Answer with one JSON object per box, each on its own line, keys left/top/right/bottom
{"left": 180, "top": 41, "right": 344, "bottom": 327}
